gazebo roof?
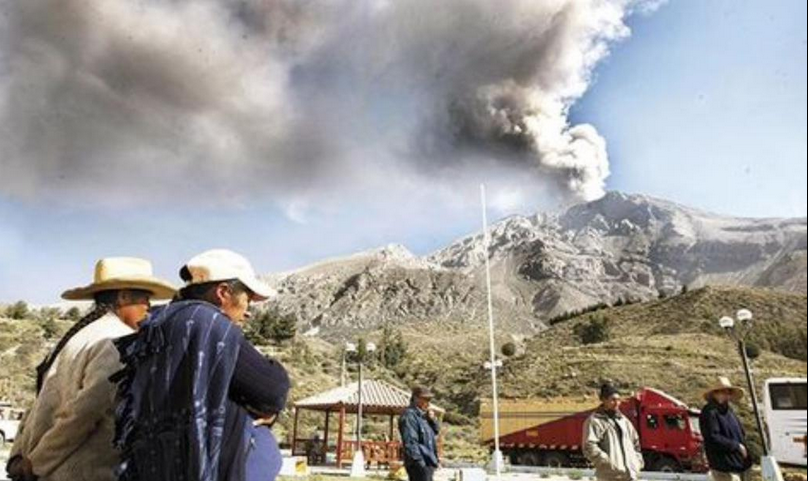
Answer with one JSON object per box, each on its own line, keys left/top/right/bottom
{"left": 294, "top": 379, "right": 444, "bottom": 415}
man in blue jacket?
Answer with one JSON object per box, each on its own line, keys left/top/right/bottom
{"left": 399, "top": 386, "right": 440, "bottom": 481}
{"left": 699, "top": 377, "right": 753, "bottom": 481}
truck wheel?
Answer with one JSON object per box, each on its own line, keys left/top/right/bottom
{"left": 517, "top": 451, "right": 541, "bottom": 466}
{"left": 651, "top": 457, "right": 681, "bottom": 473}
{"left": 543, "top": 452, "right": 568, "bottom": 468}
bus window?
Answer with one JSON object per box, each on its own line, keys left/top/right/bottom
{"left": 769, "top": 383, "right": 808, "bottom": 411}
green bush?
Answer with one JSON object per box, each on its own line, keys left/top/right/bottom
{"left": 575, "top": 316, "right": 611, "bottom": 345}
{"left": 378, "top": 324, "right": 408, "bottom": 368}
{"left": 6, "top": 301, "right": 30, "bottom": 320}
{"left": 501, "top": 342, "right": 517, "bottom": 357}
{"left": 65, "top": 306, "right": 83, "bottom": 322}
{"left": 745, "top": 343, "right": 762, "bottom": 360}
{"left": 244, "top": 307, "right": 298, "bottom": 345}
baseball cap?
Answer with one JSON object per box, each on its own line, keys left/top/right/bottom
{"left": 182, "top": 249, "right": 275, "bottom": 301}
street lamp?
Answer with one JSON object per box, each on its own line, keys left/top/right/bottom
{"left": 345, "top": 340, "right": 376, "bottom": 478}
{"left": 718, "top": 309, "right": 783, "bottom": 481}
{"left": 481, "top": 184, "right": 504, "bottom": 480}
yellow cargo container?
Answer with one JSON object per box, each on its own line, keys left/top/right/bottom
{"left": 479, "top": 398, "right": 598, "bottom": 442}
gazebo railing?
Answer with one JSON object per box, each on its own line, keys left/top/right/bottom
{"left": 338, "top": 440, "right": 403, "bottom": 467}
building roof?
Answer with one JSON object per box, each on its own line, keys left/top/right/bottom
{"left": 294, "top": 379, "right": 444, "bottom": 415}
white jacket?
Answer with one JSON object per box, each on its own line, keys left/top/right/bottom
{"left": 11, "top": 313, "right": 133, "bottom": 481}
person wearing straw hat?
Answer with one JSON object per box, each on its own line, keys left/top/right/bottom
{"left": 5, "top": 257, "right": 175, "bottom": 481}
{"left": 699, "top": 377, "right": 753, "bottom": 481}
{"left": 113, "top": 249, "right": 290, "bottom": 481}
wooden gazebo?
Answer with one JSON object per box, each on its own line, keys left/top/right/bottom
{"left": 292, "top": 380, "right": 444, "bottom": 468}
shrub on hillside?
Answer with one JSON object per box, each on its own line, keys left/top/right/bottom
{"left": 745, "top": 343, "right": 762, "bottom": 360}
{"left": 574, "top": 316, "right": 611, "bottom": 345}
{"left": 379, "top": 324, "right": 408, "bottom": 368}
{"left": 65, "top": 306, "right": 83, "bottom": 322}
{"left": 244, "top": 307, "right": 298, "bottom": 345}
{"left": 501, "top": 342, "right": 517, "bottom": 357}
{"left": 5, "top": 301, "right": 30, "bottom": 320}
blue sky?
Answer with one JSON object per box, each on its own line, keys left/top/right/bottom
{"left": 0, "top": 0, "right": 806, "bottom": 304}
{"left": 574, "top": 0, "right": 808, "bottom": 219}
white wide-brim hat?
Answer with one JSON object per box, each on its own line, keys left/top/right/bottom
{"left": 62, "top": 257, "right": 177, "bottom": 301}
{"left": 182, "top": 249, "right": 275, "bottom": 301}
{"left": 703, "top": 376, "right": 745, "bottom": 402}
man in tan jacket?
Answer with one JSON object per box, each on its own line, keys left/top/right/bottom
{"left": 583, "top": 384, "right": 645, "bottom": 481}
{"left": 6, "top": 258, "right": 175, "bottom": 481}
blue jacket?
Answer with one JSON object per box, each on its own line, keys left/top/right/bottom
{"left": 398, "top": 404, "right": 440, "bottom": 468}
{"left": 699, "top": 401, "right": 753, "bottom": 473}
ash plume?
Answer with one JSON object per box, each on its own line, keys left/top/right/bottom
{"left": 0, "top": 0, "right": 659, "bottom": 208}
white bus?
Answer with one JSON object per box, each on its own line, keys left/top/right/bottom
{"left": 763, "top": 378, "right": 807, "bottom": 467}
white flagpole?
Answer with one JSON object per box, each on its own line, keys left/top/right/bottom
{"left": 481, "top": 184, "right": 503, "bottom": 480}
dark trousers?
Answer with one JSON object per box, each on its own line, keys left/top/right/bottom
{"left": 405, "top": 463, "right": 435, "bottom": 481}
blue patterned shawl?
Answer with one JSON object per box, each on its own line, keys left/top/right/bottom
{"left": 113, "top": 300, "right": 248, "bottom": 481}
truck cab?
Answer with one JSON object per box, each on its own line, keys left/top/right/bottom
{"left": 633, "top": 388, "right": 706, "bottom": 472}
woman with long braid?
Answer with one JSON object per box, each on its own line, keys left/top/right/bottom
{"left": 6, "top": 258, "right": 175, "bottom": 481}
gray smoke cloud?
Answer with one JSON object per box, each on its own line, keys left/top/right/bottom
{"left": 0, "top": 0, "right": 658, "bottom": 208}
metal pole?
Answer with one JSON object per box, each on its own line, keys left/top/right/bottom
{"left": 481, "top": 184, "right": 503, "bottom": 480}
{"left": 357, "top": 360, "right": 364, "bottom": 448}
{"left": 341, "top": 350, "right": 347, "bottom": 387}
{"left": 738, "top": 340, "right": 770, "bottom": 456}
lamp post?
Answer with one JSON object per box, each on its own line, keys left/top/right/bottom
{"left": 345, "top": 340, "right": 376, "bottom": 477}
{"left": 718, "top": 309, "right": 783, "bottom": 481}
{"left": 481, "top": 184, "right": 504, "bottom": 480}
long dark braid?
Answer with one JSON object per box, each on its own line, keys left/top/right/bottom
{"left": 35, "top": 297, "right": 115, "bottom": 393}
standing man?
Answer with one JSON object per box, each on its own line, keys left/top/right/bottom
{"left": 113, "top": 249, "right": 290, "bottom": 481}
{"left": 699, "top": 377, "right": 753, "bottom": 481}
{"left": 583, "top": 384, "right": 644, "bottom": 481}
{"left": 399, "top": 386, "right": 440, "bottom": 481}
{"left": 6, "top": 257, "right": 175, "bottom": 481}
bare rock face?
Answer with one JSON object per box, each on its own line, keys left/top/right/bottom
{"left": 264, "top": 193, "right": 806, "bottom": 336}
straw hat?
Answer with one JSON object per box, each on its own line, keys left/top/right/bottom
{"left": 703, "top": 376, "right": 745, "bottom": 402}
{"left": 61, "top": 257, "right": 176, "bottom": 301}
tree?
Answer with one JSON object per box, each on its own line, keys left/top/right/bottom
{"left": 501, "top": 342, "right": 517, "bottom": 357}
{"left": 270, "top": 311, "right": 298, "bottom": 345}
{"left": 745, "top": 343, "right": 762, "bottom": 360}
{"left": 379, "top": 324, "right": 408, "bottom": 368}
{"left": 244, "top": 307, "right": 298, "bottom": 345}
{"left": 575, "top": 316, "right": 611, "bottom": 345}
{"left": 35, "top": 307, "right": 62, "bottom": 340}
{"left": 6, "top": 300, "right": 30, "bottom": 320}
{"left": 65, "top": 306, "right": 83, "bottom": 322}
{"left": 40, "top": 316, "right": 60, "bottom": 340}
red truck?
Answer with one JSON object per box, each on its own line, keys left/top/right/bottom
{"left": 480, "top": 388, "right": 707, "bottom": 473}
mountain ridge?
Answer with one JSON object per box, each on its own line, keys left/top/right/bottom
{"left": 263, "top": 192, "right": 807, "bottom": 336}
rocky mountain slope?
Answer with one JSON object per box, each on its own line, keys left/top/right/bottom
{"left": 265, "top": 192, "right": 807, "bottom": 335}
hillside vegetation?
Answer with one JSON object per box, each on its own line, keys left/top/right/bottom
{"left": 2, "top": 285, "right": 806, "bottom": 463}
